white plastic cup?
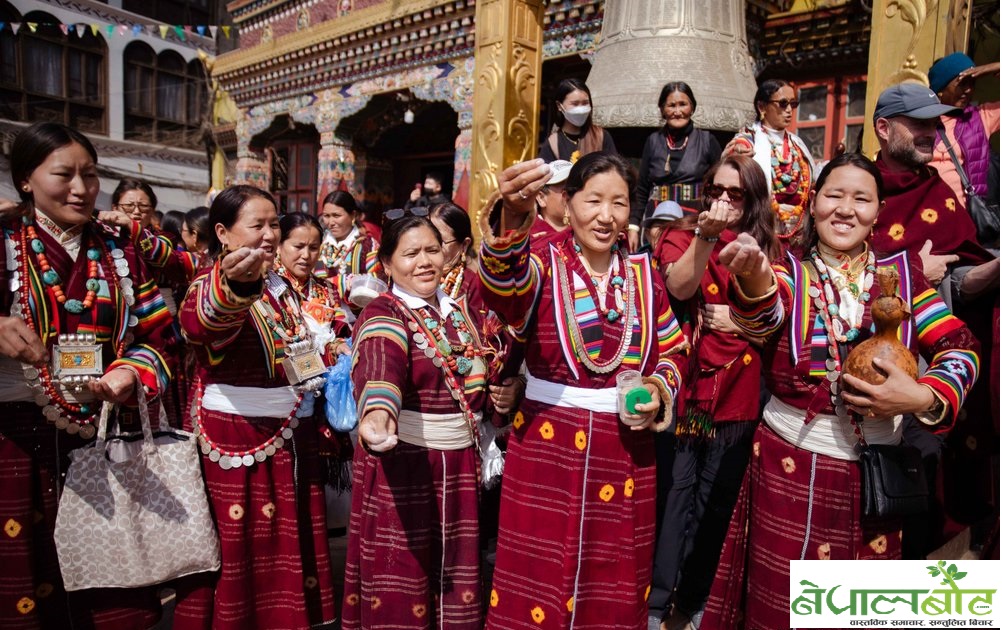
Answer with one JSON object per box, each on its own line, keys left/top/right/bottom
{"left": 348, "top": 275, "right": 388, "bottom": 308}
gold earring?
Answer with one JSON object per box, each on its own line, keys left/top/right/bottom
{"left": 21, "top": 185, "right": 29, "bottom": 192}
{"left": 562, "top": 211, "right": 570, "bottom": 226}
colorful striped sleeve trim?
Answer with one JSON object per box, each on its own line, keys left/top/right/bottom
{"left": 197, "top": 266, "right": 260, "bottom": 332}
{"left": 918, "top": 348, "right": 979, "bottom": 422}
{"left": 132, "top": 225, "right": 174, "bottom": 268}
{"left": 912, "top": 288, "right": 965, "bottom": 342}
{"left": 730, "top": 270, "right": 785, "bottom": 339}
{"left": 354, "top": 316, "right": 408, "bottom": 353}
{"left": 131, "top": 278, "right": 171, "bottom": 328}
{"left": 109, "top": 344, "right": 171, "bottom": 398}
{"left": 355, "top": 380, "right": 402, "bottom": 421}
{"left": 479, "top": 227, "right": 538, "bottom": 299}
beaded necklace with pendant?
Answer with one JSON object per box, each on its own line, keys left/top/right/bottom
{"left": 555, "top": 241, "right": 635, "bottom": 374}
{"left": 8, "top": 215, "right": 137, "bottom": 438}
{"left": 808, "top": 249, "right": 875, "bottom": 442}
{"left": 809, "top": 247, "right": 875, "bottom": 343}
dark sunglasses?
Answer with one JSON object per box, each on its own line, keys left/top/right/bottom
{"left": 383, "top": 207, "right": 429, "bottom": 223}
{"left": 705, "top": 185, "right": 746, "bottom": 202}
{"left": 769, "top": 99, "right": 800, "bottom": 110}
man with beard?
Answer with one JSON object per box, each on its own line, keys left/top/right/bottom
{"left": 870, "top": 83, "right": 992, "bottom": 286}
{"left": 870, "top": 82, "right": 999, "bottom": 561}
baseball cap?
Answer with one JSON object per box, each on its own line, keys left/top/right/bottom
{"left": 872, "top": 83, "right": 959, "bottom": 122}
{"left": 546, "top": 160, "right": 573, "bottom": 186}
{"left": 643, "top": 201, "right": 684, "bottom": 227}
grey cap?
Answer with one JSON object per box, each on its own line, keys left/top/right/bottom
{"left": 873, "top": 82, "right": 959, "bottom": 122}
{"left": 644, "top": 201, "right": 684, "bottom": 227}
{"left": 547, "top": 160, "right": 573, "bottom": 186}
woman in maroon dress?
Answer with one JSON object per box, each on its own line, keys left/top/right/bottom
{"left": 174, "top": 186, "right": 337, "bottom": 630}
{"left": 343, "top": 213, "right": 503, "bottom": 629}
{"left": 479, "top": 153, "right": 689, "bottom": 628}
{"left": 648, "top": 154, "right": 780, "bottom": 629}
{"left": 703, "top": 153, "right": 980, "bottom": 629}
{"left": 0, "top": 123, "right": 174, "bottom": 629}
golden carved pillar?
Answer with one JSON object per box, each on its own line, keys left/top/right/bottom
{"left": 470, "top": 0, "right": 545, "bottom": 235}
{"left": 862, "top": 0, "right": 973, "bottom": 156}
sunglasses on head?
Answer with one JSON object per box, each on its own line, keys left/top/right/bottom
{"left": 769, "top": 99, "right": 800, "bottom": 110}
{"left": 383, "top": 207, "right": 429, "bottom": 223}
{"left": 705, "top": 185, "right": 746, "bottom": 202}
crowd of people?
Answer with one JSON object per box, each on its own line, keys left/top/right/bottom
{"left": 0, "top": 54, "right": 997, "bottom": 630}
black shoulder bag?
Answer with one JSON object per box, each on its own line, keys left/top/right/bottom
{"left": 939, "top": 125, "right": 1000, "bottom": 247}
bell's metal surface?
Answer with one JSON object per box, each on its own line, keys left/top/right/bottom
{"left": 587, "top": 0, "right": 757, "bottom": 131}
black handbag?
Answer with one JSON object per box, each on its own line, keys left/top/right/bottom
{"left": 858, "top": 443, "right": 929, "bottom": 518}
{"left": 938, "top": 125, "right": 1000, "bottom": 247}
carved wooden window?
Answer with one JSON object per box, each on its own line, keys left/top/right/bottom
{"left": 0, "top": 8, "right": 106, "bottom": 133}
{"left": 124, "top": 42, "right": 206, "bottom": 150}
{"left": 270, "top": 140, "right": 318, "bottom": 215}
{"left": 789, "top": 76, "right": 867, "bottom": 162}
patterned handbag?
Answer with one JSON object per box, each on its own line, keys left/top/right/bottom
{"left": 54, "top": 374, "right": 220, "bottom": 590}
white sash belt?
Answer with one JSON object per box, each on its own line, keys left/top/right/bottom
{"left": 763, "top": 396, "right": 902, "bottom": 461}
{"left": 201, "top": 383, "right": 299, "bottom": 419}
{"left": 524, "top": 370, "right": 618, "bottom": 413}
{"left": 396, "top": 409, "right": 479, "bottom": 450}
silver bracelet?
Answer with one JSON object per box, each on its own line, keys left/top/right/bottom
{"left": 694, "top": 227, "right": 719, "bottom": 243}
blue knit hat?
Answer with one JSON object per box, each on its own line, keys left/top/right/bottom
{"left": 928, "top": 53, "right": 975, "bottom": 94}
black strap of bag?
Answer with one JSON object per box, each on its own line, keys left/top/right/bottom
{"left": 937, "top": 124, "right": 1000, "bottom": 245}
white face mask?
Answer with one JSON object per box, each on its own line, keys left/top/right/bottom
{"left": 562, "top": 105, "right": 591, "bottom": 127}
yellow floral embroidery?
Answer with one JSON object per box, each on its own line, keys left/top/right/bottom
{"left": 946, "top": 198, "right": 956, "bottom": 211}
{"left": 261, "top": 503, "right": 276, "bottom": 519}
{"left": 753, "top": 441, "right": 761, "bottom": 457}
{"left": 645, "top": 585, "right": 652, "bottom": 600}
{"left": 482, "top": 257, "right": 510, "bottom": 275}
{"left": 921, "top": 208, "right": 939, "bottom": 224}
{"left": 599, "top": 484, "right": 615, "bottom": 502}
{"left": 539, "top": 421, "right": 554, "bottom": 440}
{"left": 4, "top": 518, "right": 22, "bottom": 538}
{"left": 706, "top": 283, "right": 720, "bottom": 295}
{"left": 35, "top": 583, "right": 53, "bottom": 598}
{"left": 566, "top": 597, "right": 574, "bottom": 612}
{"left": 346, "top": 593, "right": 360, "bottom": 606}
{"left": 372, "top": 596, "right": 382, "bottom": 610}
{"left": 742, "top": 353, "right": 753, "bottom": 366}
{"left": 462, "top": 590, "right": 476, "bottom": 604}
{"left": 575, "top": 430, "right": 587, "bottom": 451}
{"left": 490, "top": 589, "right": 499, "bottom": 607}
{"left": 513, "top": 411, "right": 525, "bottom": 430}
{"left": 624, "top": 478, "right": 635, "bottom": 498}
{"left": 531, "top": 605, "right": 546, "bottom": 624}
{"left": 966, "top": 435, "right": 977, "bottom": 450}
{"left": 869, "top": 535, "right": 888, "bottom": 554}
{"left": 781, "top": 457, "right": 796, "bottom": 474}
{"left": 817, "top": 543, "right": 831, "bottom": 560}
{"left": 228, "top": 504, "right": 244, "bottom": 520}
{"left": 888, "top": 224, "right": 905, "bottom": 241}
{"left": 16, "top": 597, "right": 35, "bottom": 615}
{"left": 413, "top": 604, "right": 427, "bottom": 618}
{"left": 304, "top": 576, "right": 318, "bottom": 589}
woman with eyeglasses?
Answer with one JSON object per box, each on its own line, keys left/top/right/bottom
{"left": 479, "top": 153, "right": 688, "bottom": 628}
{"left": 0, "top": 123, "right": 174, "bottom": 628}
{"left": 343, "top": 212, "right": 507, "bottom": 629}
{"left": 647, "top": 154, "right": 780, "bottom": 630}
{"left": 629, "top": 82, "right": 723, "bottom": 251}
{"left": 539, "top": 78, "right": 617, "bottom": 164}
{"left": 725, "top": 79, "right": 817, "bottom": 243}
{"left": 112, "top": 177, "right": 158, "bottom": 229}
{"left": 173, "top": 186, "right": 338, "bottom": 630}
{"left": 316, "top": 191, "right": 382, "bottom": 310}
{"left": 700, "top": 153, "right": 978, "bottom": 629}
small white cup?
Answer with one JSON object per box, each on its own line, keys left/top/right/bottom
{"left": 349, "top": 274, "right": 388, "bottom": 308}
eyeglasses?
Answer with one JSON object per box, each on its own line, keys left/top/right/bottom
{"left": 705, "top": 185, "right": 746, "bottom": 202}
{"left": 769, "top": 99, "right": 800, "bottom": 110}
{"left": 116, "top": 202, "right": 154, "bottom": 212}
{"left": 383, "top": 207, "right": 429, "bottom": 223}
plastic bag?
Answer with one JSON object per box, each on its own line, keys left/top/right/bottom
{"left": 479, "top": 420, "right": 505, "bottom": 489}
{"left": 325, "top": 351, "right": 358, "bottom": 432}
